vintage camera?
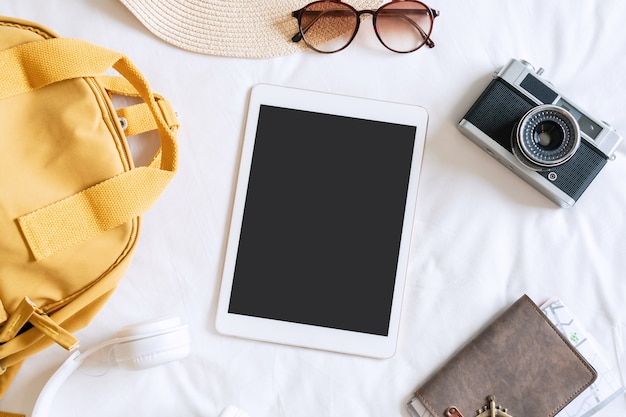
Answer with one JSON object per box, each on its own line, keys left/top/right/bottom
{"left": 458, "top": 58, "right": 622, "bottom": 207}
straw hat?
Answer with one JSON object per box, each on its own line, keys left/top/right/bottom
{"left": 119, "top": 0, "right": 383, "bottom": 59}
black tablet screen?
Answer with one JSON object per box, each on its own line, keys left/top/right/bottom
{"left": 228, "top": 105, "right": 416, "bottom": 336}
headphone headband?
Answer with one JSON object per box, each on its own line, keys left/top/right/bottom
{"left": 31, "top": 317, "right": 190, "bottom": 417}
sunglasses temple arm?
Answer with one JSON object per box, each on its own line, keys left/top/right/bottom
{"left": 291, "top": 10, "right": 305, "bottom": 42}
{"left": 392, "top": 15, "right": 435, "bottom": 48}
{"left": 291, "top": 10, "right": 327, "bottom": 42}
{"left": 422, "top": 27, "right": 435, "bottom": 48}
{"left": 424, "top": 9, "right": 439, "bottom": 47}
{"left": 412, "top": 20, "right": 435, "bottom": 48}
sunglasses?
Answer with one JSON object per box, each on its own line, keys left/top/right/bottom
{"left": 291, "top": 0, "right": 439, "bottom": 53}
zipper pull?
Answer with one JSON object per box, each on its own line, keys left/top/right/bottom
{"left": 0, "top": 297, "right": 79, "bottom": 350}
{"left": 0, "top": 297, "right": 35, "bottom": 343}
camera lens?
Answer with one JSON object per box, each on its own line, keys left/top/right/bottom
{"left": 534, "top": 120, "right": 564, "bottom": 150}
{"left": 512, "top": 105, "right": 580, "bottom": 170}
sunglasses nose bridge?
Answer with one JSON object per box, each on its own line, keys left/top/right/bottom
{"left": 355, "top": 10, "right": 376, "bottom": 32}
{"left": 356, "top": 9, "right": 376, "bottom": 19}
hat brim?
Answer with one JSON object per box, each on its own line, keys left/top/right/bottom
{"left": 119, "top": 0, "right": 383, "bottom": 59}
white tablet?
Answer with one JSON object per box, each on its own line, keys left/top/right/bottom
{"left": 216, "top": 84, "right": 428, "bottom": 358}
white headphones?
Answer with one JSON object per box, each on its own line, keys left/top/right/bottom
{"left": 31, "top": 316, "right": 249, "bottom": 417}
{"left": 32, "top": 316, "right": 191, "bottom": 417}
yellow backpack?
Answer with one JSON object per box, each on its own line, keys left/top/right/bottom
{"left": 0, "top": 17, "right": 179, "bottom": 397}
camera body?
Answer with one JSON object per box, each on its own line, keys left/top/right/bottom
{"left": 458, "top": 58, "right": 622, "bottom": 207}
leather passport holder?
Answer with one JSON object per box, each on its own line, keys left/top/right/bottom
{"left": 408, "top": 295, "right": 597, "bottom": 417}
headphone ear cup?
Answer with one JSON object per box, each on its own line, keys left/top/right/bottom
{"left": 112, "top": 317, "right": 191, "bottom": 370}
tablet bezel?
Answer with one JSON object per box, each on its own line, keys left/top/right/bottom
{"left": 216, "top": 84, "right": 428, "bottom": 358}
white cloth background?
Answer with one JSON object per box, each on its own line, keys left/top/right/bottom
{"left": 1, "top": 1, "right": 625, "bottom": 416}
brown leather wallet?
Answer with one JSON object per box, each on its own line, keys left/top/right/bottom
{"left": 408, "top": 295, "right": 597, "bottom": 417}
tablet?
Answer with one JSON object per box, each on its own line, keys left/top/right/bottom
{"left": 216, "top": 84, "right": 428, "bottom": 358}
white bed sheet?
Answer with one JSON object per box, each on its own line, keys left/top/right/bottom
{"left": 1, "top": 1, "right": 625, "bottom": 416}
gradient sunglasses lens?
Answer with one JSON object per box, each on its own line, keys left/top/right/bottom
{"left": 374, "top": 1, "right": 434, "bottom": 53}
{"left": 298, "top": 1, "right": 359, "bottom": 53}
